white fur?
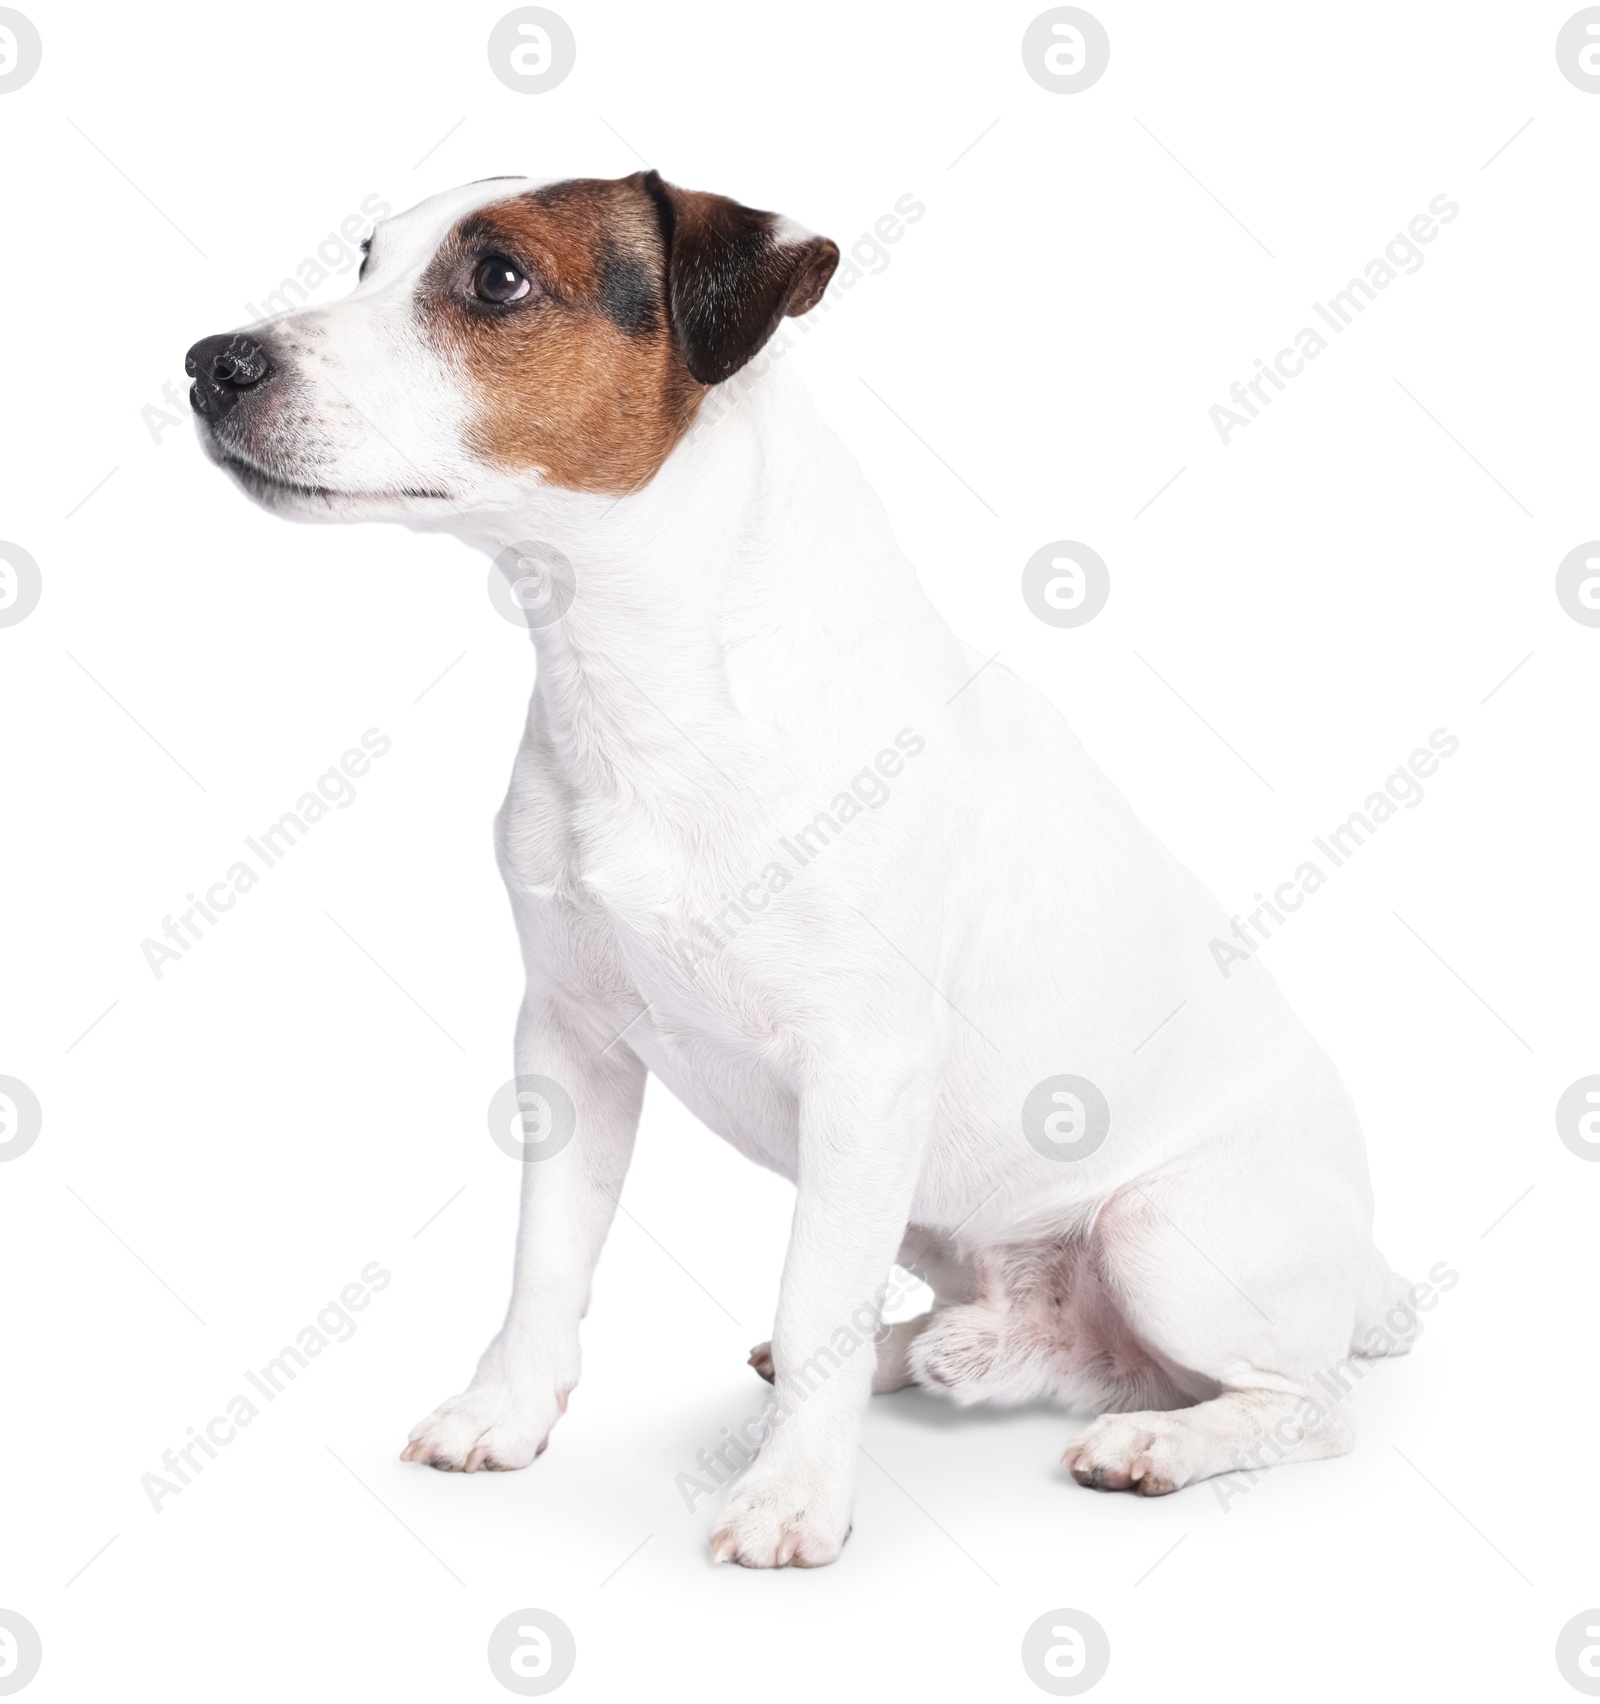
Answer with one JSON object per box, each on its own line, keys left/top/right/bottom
{"left": 201, "top": 185, "right": 1407, "bottom": 1567}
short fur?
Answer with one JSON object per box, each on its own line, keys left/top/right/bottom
{"left": 188, "top": 172, "right": 1409, "bottom": 1568}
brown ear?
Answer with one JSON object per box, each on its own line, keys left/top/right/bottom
{"left": 640, "top": 171, "right": 839, "bottom": 385}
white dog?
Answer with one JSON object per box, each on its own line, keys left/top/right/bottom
{"left": 188, "top": 171, "right": 1412, "bottom": 1567}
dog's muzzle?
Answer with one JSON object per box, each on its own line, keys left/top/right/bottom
{"left": 185, "top": 333, "right": 273, "bottom": 422}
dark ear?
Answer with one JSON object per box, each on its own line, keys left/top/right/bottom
{"left": 640, "top": 171, "right": 840, "bottom": 385}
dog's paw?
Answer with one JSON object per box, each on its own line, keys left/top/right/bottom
{"left": 906, "top": 1304, "right": 1003, "bottom": 1404}
{"left": 751, "top": 1327, "right": 923, "bottom": 1395}
{"left": 710, "top": 1473, "right": 851, "bottom": 1568}
{"left": 401, "top": 1381, "right": 564, "bottom": 1473}
{"left": 1062, "top": 1411, "right": 1188, "bottom": 1496}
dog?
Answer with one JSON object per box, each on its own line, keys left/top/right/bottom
{"left": 187, "top": 170, "right": 1411, "bottom": 1568}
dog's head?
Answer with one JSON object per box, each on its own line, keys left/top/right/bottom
{"left": 187, "top": 173, "right": 839, "bottom": 522}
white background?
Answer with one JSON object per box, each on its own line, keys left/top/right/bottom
{"left": 2, "top": 1, "right": 1597, "bottom": 1698}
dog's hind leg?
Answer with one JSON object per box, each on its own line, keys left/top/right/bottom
{"left": 1350, "top": 1245, "right": 1417, "bottom": 1357}
{"left": 907, "top": 1233, "right": 1200, "bottom": 1412}
{"left": 1061, "top": 1164, "right": 1373, "bottom": 1495}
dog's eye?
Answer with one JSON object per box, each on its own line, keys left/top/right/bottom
{"left": 358, "top": 239, "right": 371, "bottom": 281}
{"left": 474, "top": 255, "right": 532, "bottom": 304}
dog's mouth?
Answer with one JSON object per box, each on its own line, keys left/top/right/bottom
{"left": 202, "top": 434, "right": 455, "bottom": 511}
{"left": 186, "top": 330, "right": 463, "bottom": 515}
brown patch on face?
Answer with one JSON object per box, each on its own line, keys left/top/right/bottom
{"left": 422, "top": 175, "right": 706, "bottom": 496}
{"left": 422, "top": 173, "right": 840, "bottom": 497}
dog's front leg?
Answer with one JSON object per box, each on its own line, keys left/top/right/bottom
{"left": 712, "top": 1068, "right": 929, "bottom": 1567}
{"left": 402, "top": 995, "right": 646, "bottom": 1471}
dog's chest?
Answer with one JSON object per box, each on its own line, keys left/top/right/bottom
{"left": 516, "top": 866, "right": 781, "bottom": 1042}
{"left": 520, "top": 876, "right": 799, "bottom": 1170}
{"left": 501, "top": 785, "right": 802, "bottom": 1170}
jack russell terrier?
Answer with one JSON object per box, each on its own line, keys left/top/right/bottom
{"left": 187, "top": 171, "right": 1411, "bottom": 1568}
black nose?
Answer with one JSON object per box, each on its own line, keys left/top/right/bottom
{"left": 185, "top": 332, "right": 272, "bottom": 421}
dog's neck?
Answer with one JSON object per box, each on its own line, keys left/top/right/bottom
{"left": 455, "top": 360, "right": 957, "bottom": 806}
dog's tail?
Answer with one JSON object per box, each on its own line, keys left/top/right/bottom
{"left": 1350, "top": 1246, "right": 1415, "bottom": 1357}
